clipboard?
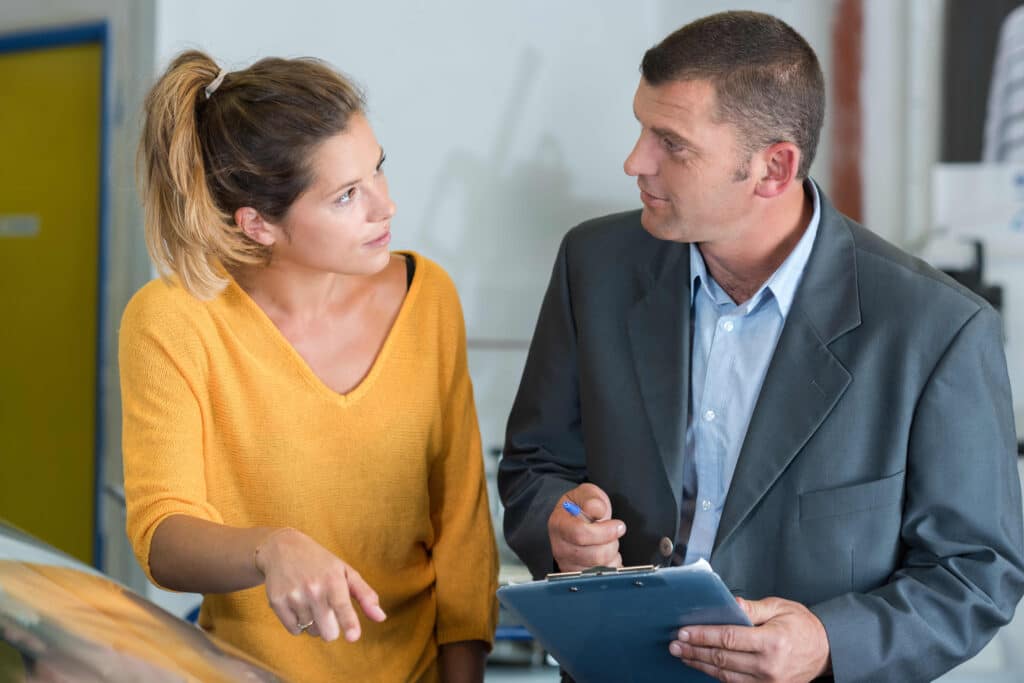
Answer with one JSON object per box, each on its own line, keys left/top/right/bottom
{"left": 496, "top": 559, "right": 750, "bottom": 683}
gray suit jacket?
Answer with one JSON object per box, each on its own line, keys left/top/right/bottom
{"left": 499, "top": 187, "right": 1024, "bottom": 682}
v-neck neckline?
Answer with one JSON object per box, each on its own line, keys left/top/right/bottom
{"left": 225, "top": 251, "right": 421, "bottom": 406}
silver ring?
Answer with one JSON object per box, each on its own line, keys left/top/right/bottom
{"left": 297, "top": 619, "right": 314, "bottom": 632}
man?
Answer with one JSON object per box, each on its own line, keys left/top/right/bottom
{"left": 499, "top": 10, "right": 1024, "bottom": 682}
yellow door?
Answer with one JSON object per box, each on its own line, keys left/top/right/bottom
{"left": 0, "top": 26, "right": 106, "bottom": 565}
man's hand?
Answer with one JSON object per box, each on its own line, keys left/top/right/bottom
{"left": 547, "top": 483, "right": 626, "bottom": 572}
{"left": 668, "top": 596, "right": 831, "bottom": 682}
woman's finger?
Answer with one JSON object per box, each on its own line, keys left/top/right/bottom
{"left": 326, "top": 574, "right": 362, "bottom": 642}
{"left": 312, "top": 595, "right": 341, "bottom": 642}
{"left": 267, "top": 588, "right": 304, "bottom": 635}
{"left": 345, "top": 566, "right": 387, "bottom": 622}
{"left": 286, "top": 588, "right": 317, "bottom": 637}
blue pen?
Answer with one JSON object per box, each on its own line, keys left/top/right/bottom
{"left": 562, "top": 499, "right": 596, "bottom": 523}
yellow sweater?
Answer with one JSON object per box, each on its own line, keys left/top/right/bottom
{"left": 119, "top": 253, "right": 498, "bottom": 682}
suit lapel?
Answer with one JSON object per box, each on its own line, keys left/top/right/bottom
{"left": 627, "top": 241, "right": 690, "bottom": 513}
{"left": 714, "top": 191, "right": 861, "bottom": 554}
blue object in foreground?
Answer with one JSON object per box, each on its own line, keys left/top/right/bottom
{"left": 561, "top": 499, "right": 595, "bottom": 523}
{"left": 497, "top": 561, "right": 748, "bottom": 683}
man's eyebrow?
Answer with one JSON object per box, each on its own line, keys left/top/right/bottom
{"left": 651, "top": 126, "right": 692, "bottom": 147}
{"left": 632, "top": 105, "right": 696, "bottom": 149}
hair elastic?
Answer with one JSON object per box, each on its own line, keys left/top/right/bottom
{"left": 205, "top": 69, "right": 227, "bottom": 99}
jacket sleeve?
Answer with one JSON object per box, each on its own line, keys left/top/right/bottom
{"left": 811, "top": 305, "right": 1024, "bottom": 682}
{"left": 498, "top": 233, "right": 589, "bottom": 579}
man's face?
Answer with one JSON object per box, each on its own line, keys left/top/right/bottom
{"left": 624, "top": 78, "right": 757, "bottom": 244}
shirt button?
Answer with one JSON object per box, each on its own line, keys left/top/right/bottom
{"left": 722, "top": 320, "right": 734, "bottom": 332}
{"left": 701, "top": 499, "right": 712, "bottom": 511}
{"left": 703, "top": 409, "right": 716, "bottom": 422}
{"left": 659, "top": 536, "right": 674, "bottom": 557}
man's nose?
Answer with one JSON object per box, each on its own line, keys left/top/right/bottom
{"left": 624, "top": 136, "right": 656, "bottom": 177}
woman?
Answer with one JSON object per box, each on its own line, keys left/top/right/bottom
{"left": 120, "top": 50, "right": 498, "bottom": 682}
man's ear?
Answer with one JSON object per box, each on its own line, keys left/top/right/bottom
{"left": 235, "top": 207, "right": 278, "bottom": 246}
{"left": 754, "top": 142, "right": 801, "bottom": 199}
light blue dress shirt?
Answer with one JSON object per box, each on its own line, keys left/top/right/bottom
{"left": 680, "top": 183, "right": 821, "bottom": 565}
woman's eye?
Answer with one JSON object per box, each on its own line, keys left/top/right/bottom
{"left": 336, "top": 188, "right": 355, "bottom": 205}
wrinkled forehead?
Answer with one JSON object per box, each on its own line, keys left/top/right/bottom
{"left": 633, "top": 78, "right": 727, "bottom": 139}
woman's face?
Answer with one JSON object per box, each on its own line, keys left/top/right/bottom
{"left": 262, "top": 113, "right": 396, "bottom": 276}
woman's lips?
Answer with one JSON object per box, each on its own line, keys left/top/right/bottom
{"left": 364, "top": 229, "right": 391, "bottom": 248}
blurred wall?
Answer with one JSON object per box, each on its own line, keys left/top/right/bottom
{"left": 5, "top": 1, "right": 856, "bottom": 588}
{"left": 863, "top": 0, "right": 945, "bottom": 252}
{"left": 1, "top": 0, "right": 845, "bottom": 587}
{"left": 153, "top": 0, "right": 839, "bottom": 476}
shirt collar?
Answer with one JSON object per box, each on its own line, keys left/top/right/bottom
{"left": 689, "top": 179, "right": 821, "bottom": 318}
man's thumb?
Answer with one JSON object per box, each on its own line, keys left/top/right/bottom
{"left": 581, "top": 496, "right": 611, "bottom": 522}
{"left": 737, "top": 597, "right": 780, "bottom": 626}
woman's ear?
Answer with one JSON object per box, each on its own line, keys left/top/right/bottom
{"left": 754, "top": 142, "right": 801, "bottom": 199}
{"left": 235, "top": 207, "right": 278, "bottom": 246}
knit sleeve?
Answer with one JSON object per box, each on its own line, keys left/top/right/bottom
{"left": 427, "top": 272, "right": 499, "bottom": 647}
{"left": 118, "top": 283, "right": 224, "bottom": 586}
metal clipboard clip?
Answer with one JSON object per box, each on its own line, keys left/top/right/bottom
{"left": 545, "top": 564, "right": 657, "bottom": 583}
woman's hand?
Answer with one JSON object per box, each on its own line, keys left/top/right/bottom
{"left": 254, "top": 528, "right": 387, "bottom": 642}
